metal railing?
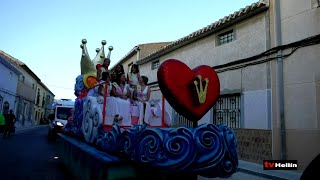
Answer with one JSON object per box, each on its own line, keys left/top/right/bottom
{"left": 172, "top": 111, "right": 194, "bottom": 128}
{"left": 213, "top": 94, "right": 241, "bottom": 129}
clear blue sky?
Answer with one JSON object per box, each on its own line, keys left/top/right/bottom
{"left": 0, "top": 0, "right": 257, "bottom": 100}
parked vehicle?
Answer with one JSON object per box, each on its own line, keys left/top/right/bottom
{"left": 48, "top": 99, "right": 74, "bottom": 140}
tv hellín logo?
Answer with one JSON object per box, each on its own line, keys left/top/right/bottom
{"left": 263, "top": 160, "right": 298, "bottom": 170}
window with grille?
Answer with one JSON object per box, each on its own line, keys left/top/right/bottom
{"left": 151, "top": 60, "right": 160, "bottom": 70}
{"left": 213, "top": 94, "right": 241, "bottom": 129}
{"left": 218, "top": 30, "right": 234, "bottom": 45}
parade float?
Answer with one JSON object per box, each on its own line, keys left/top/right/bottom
{"left": 61, "top": 39, "right": 239, "bottom": 179}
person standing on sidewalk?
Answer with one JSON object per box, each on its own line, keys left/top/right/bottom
{"left": 3, "top": 109, "right": 15, "bottom": 138}
{"left": 0, "top": 112, "right": 5, "bottom": 134}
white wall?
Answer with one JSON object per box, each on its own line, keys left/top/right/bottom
{"left": 0, "top": 61, "right": 19, "bottom": 113}
{"left": 139, "top": 13, "right": 269, "bottom": 85}
{"left": 242, "top": 89, "right": 271, "bottom": 129}
{"left": 280, "top": 0, "right": 320, "bottom": 45}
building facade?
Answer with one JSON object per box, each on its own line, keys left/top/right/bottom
{"left": 34, "top": 81, "right": 50, "bottom": 124}
{"left": 269, "top": 0, "right": 320, "bottom": 169}
{"left": 113, "top": 0, "right": 320, "bottom": 170}
{"left": 0, "top": 56, "right": 20, "bottom": 115}
{"left": 0, "top": 50, "right": 55, "bottom": 126}
{"left": 0, "top": 51, "right": 41, "bottom": 127}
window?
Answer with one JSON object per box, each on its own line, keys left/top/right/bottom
{"left": 9, "top": 72, "right": 13, "bottom": 80}
{"left": 3, "top": 101, "right": 9, "bottom": 114}
{"left": 213, "top": 94, "right": 241, "bottom": 129}
{"left": 42, "top": 93, "right": 45, "bottom": 108}
{"left": 36, "top": 89, "right": 40, "bottom": 105}
{"left": 32, "top": 84, "right": 35, "bottom": 89}
{"left": 24, "top": 103, "right": 27, "bottom": 115}
{"left": 56, "top": 107, "right": 73, "bottom": 120}
{"left": 218, "top": 30, "right": 234, "bottom": 45}
{"left": 47, "top": 95, "right": 50, "bottom": 106}
{"left": 35, "top": 111, "right": 38, "bottom": 122}
{"left": 19, "top": 75, "right": 25, "bottom": 83}
{"left": 151, "top": 60, "right": 160, "bottom": 70}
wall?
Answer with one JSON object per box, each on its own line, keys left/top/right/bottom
{"left": 0, "top": 60, "right": 19, "bottom": 114}
{"left": 243, "top": 89, "right": 271, "bottom": 129}
{"left": 138, "top": 11, "right": 271, "bottom": 127}
{"left": 272, "top": 44, "right": 320, "bottom": 170}
{"left": 34, "top": 83, "right": 46, "bottom": 124}
{"left": 139, "top": 13, "right": 268, "bottom": 82}
{"left": 280, "top": 0, "right": 320, "bottom": 45}
{"left": 234, "top": 129, "right": 272, "bottom": 163}
{"left": 15, "top": 72, "right": 37, "bottom": 127}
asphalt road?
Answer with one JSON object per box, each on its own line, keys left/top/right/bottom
{"left": 0, "top": 126, "right": 73, "bottom": 180}
{"left": 198, "top": 172, "right": 272, "bottom": 180}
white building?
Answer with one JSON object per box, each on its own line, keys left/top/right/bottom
{"left": 0, "top": 55, "right": 21, "bottom": 114}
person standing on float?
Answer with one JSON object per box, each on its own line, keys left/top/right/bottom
{"left": 96, "top": 58, "right": 110, "bottom": 81}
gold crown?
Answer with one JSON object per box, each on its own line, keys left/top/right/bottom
{"left": 80, "top": 39, "right": 114, "bottom": 75}
{"left": 193, "top": 75, "right": 209, "bottom": 104}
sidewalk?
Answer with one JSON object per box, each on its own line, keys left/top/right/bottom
{"left": 198, "top": 160, "right": 303, "bottom": 180}
{"left": 237, "top": 160, "right": 303, "bottom": 180}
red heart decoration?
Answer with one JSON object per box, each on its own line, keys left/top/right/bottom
{"left": 157, "top": 59, "right": 220, "bottom": 122}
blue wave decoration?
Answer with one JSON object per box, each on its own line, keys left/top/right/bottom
{"left": 64, "top": 98, "right": 85, "bottom": 138}
{"left": 74, "top": 75, "right": 85, "bottom": 97}
{"left": 95, "top": 123, "right": 238, "bottom": 178}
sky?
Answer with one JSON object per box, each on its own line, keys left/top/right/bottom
{"left": 0, "top": 0, "right": 258, "bottom": 100}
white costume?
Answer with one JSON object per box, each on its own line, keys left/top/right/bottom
{"left": 148, "top": 100, "right": 172, "bottom": 127}
{"left": 112, "top": 82, "right": 132, "bottom": 126}
{"left": 128, "top": 72, "right": 139, "bottom": 99}
{"left": 135, "top": 85, "right": 152, "bottom": 125}
{"left": 87, "top": 81, "right": 118, "bottom": 125}
{"left": 128, "top": 72, "right": 139, "bottom": 86}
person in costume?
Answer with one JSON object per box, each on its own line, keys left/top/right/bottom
{"left": 128, "top": 64, "right": 140, "bottom": 100}
{"left": 111, "top": 64, "right": 125, "bottom": 82}
{"left": 133, "top": 76, "right": 151, "bottom": 125}
{"left": 88, "top": 72, "right": 110, "bottom": 99}
{"left": 128, "top": 64, "right": 140, "bottom": 87}
{"left": 0, "top": 112, "right": 5, "bottom": 136}
{"left": 87, "top": 72, "right": 119, "bottom": 124}
{"left": 96, "top": 58, "right": 110, "bottom": 81}
{"left": 111, "top": 73, "right": 131, "bottom": 125}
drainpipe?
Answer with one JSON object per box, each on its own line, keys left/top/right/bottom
{"left": 274, "top": 0, "right": 286, "bottom": 160}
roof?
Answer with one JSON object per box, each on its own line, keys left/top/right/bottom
{"left": 0, "top": 50, "right": 40, "bottom": 81}
{"left": 0, "top": 55, "right": 21, "bottom": 75}
{"left": 0, "top": 50, "right": 55, "bottom": 96}
{"left": 110, "top": 42, "right": 172, "bottom": 70}
{"left": 137, "top": 0, "right": 269, "bottom": 65}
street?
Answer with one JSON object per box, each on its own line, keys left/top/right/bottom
{"left": 0, "top": 125, "right": 297, "bottom": 180}
{"left": 198, "top": 172, "right": 272, "bottom": 180}
{"left": 0, "top": 126, "right": 73, "bottom": 180}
